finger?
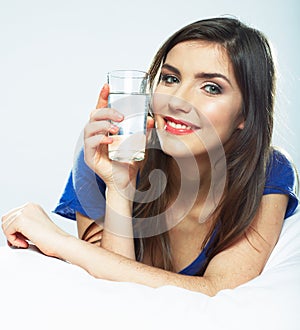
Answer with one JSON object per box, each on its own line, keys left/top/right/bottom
{"left": 84, "top": 135, "right": 112, "bottom": 167}
{"left": 146, "top": 116, "right": 155, "bottom": 142}
{"left": 96, "top": 83, "right": 110, "bottom": 109}
{"left": 2, "top": 211, "right": 29, "bottom": 248}
{"left": 11, "top": 233, "right": 29, "bottom": 249}
{"left": 89, "top": 107, "right": 124, "bottom": 122}
{"left": 2, "top": 209, "right": 23, "bottom": 230}
{"left": 84, "top": 121, "right": 119, "bottom": 139}
{"left": 1, "top": 204, "right": 25, "bottom": 224}
{"left": 7, "top": 233, "right": 29, "bottom": 249}
{"left": 84, "top": 139, "right": 109, "bottom": 169}
{"left": 85, "top": 134, "right": 113, "bottom": 150}
{"left": 146, "top": 116, "right": 155, "bottom": 130}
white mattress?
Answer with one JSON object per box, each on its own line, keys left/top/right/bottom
{"left": 0, "top": 210, "right": 299, "bottom": 330}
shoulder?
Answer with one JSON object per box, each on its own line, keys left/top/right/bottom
{"left": 264, "top": 148, "right": 299, "bottom": 218}
{"left": 54, "top": 148, "right": 107, "bottom": 221}
{"left": 265, "top": 148, "right": 297, "bottom": 188}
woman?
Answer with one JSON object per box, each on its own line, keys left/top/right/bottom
{"left": 2, "top": 17, "right": 298, "bottom": 296}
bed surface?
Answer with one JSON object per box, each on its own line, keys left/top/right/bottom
{"left": 0, "top": 211, "right": 299, "bottom": 330}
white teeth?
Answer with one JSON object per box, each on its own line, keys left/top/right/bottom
{"left": 167, "top": 120, "right": 191, "bottom": 130}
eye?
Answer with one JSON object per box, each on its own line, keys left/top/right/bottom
{"left": 203, "top": 83, "right": 222, "bottom": 95}
{"left": 160, "top": 74, "right": 180, "bottom": 85}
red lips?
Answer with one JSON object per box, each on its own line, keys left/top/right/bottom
{"left": 163, "top": 116, "right": 198, "bottom": 135}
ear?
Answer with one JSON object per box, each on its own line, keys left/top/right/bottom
{"left": 236, "top": 113, "right": 245, "bottom": 130}
{"left": 237, "top": 120, "right": 245, "bottom": 130}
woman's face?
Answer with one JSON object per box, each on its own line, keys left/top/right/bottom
{"left": 152, "top": 40, "right": 244, "bottom": 159}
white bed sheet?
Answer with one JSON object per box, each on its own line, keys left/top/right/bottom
{"left": 0, "top": 211, "right": 299, "bottom": 330}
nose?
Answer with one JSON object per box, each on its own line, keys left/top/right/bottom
{"left": 168, "top": 87, "right": 193, "bottom": 114}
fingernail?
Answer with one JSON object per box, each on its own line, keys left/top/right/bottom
{"left": 110, "top": 124, "right": 119, "bottom": 131}
{"left": 100, "top": 83, "right": 109, "bottom": 95}
{"left": 116, "top": 113, "right": 124, "bottom": 120}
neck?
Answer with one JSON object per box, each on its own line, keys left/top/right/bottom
{"left": 167, "top": 152, "right": 226, "bottom": 225}
{"left": 169, "top": 153, "right": 211, "bottom": 193}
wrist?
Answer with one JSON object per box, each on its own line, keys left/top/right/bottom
{"left": 104, "top": 185, "right": 134, "bottom": 238}
{"left": 48, "top": 231, "right": 73, "bottom": 260}
{"left": 105, "top": 183, "right": 135, "bottom": 208}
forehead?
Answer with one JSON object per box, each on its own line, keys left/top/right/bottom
{"left": 165, "top": 40, "right": 233, "bottom": 76}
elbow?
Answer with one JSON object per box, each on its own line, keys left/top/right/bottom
{"left": 203, "top": 279, "right": 220, "bottom": 297}
{"left": 200, "top": 274, "right": 243, "bottom": 296}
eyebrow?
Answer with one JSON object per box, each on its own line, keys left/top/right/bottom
{"left": 161, "top": 63, "right": 181, "bottom": 76}
{"left": 195, "top": 72, "right": 232, "bottom": 87}
{"left": 161, "top": 63, "right": 233, "bottom": 87}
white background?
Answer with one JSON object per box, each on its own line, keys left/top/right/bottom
{"left": 0, "top": 0, "right": 299, "bottom": 241}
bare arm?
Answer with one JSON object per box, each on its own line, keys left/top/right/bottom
{"left": 82, "top": 84, "right": 138, "bottom": 259}
{"left": 79, "top": 84, "right": 155, "bottom": 260}
{"left": 202, "top": 193, "right": 288, "bottom": 292}
{"left": 76, "top": 186, "right": 136, "bottom": 260}
{"left": 61, "top": 194, "right": 288, "bottom": 295}
{"left": 76, "top": 212, "right": 103, "bottom": 245}
{"left": 100, "top": 186, "right": 136, "bottom": 259}
{"left": 2, "top": 194, "right": 288, "bottom": 296}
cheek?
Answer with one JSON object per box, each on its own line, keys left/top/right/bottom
{"left": 151, "top": 92, "right": 168, "bottom": 115}
{"left": 200, "top": 104, "right": 242, "bottom": 142}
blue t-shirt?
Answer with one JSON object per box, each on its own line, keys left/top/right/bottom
{"left": 54, "top": 148, "right": 298, "bottom": 275}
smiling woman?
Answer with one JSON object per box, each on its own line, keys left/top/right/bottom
{"left": 153, "top": 41, "right": 244, "bottom": 156}
{"left": 2, "top": 17, "right": 299, "bottom": 296}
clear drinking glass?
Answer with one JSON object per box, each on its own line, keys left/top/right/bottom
{"left": 107, "top": 70, "right": 150, "bottom": 162}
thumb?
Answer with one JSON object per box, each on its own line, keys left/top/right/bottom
{"left": 146, "top": 116, "right": 155, "bottom": 141}
{"left": 147, "top": 116, "right": 155, "bottom": 130}
{"left": 96, "top": 83, "right": 110, "bottom": 109}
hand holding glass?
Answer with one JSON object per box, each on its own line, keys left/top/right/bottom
{"left": 107, "top": 70, "right": 150, "bottom": 162}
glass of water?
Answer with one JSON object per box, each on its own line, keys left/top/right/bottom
{"left": 107, "top": 70, "right": 150, "bottom": 162}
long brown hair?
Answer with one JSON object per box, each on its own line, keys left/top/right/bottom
{"left": 133, "top": 17, "right": 276, "bottom": 274}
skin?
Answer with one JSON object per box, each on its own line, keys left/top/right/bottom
{"left": 153, "top": 41, "right": 244, "bottom": 159}
{"left": 1, "top": 41, "right": 289, "bottom": 296}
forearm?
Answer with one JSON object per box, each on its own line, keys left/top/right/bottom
{"left": 101, "top": 186, "right": 135, "bottom": 259}
{"left": 58, "top": 235, "right": 214, "bottom": 295}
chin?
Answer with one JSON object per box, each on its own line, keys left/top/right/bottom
{"left": 156, "top": 129, "right": 198, "bottom": 159}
